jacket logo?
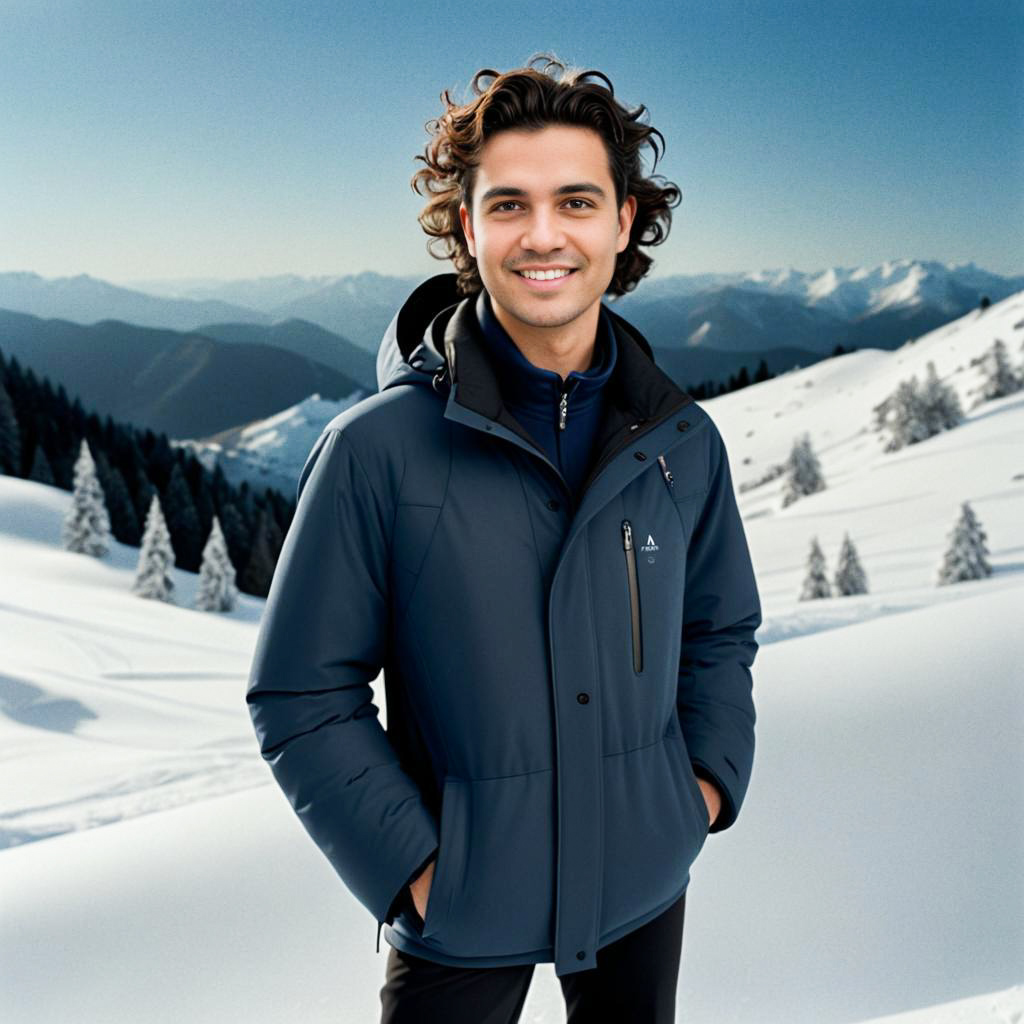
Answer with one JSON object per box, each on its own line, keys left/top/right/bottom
{"left": 639, "top": 533, "right": 659, "bottom": 553}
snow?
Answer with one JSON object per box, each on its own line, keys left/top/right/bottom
{"left": 714, "top": 258, "right": 1022, "bottom": 319}
{"left": 182, "top": 391, "right": 364, "bottom": 496}
{"left": 1, "top": 291, "right": 1023, "bottom": 1022}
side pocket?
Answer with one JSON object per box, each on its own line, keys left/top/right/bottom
{"left": 665, "top": 725, "right": 711, "bottom": 835}
{"left": 420, "top": 776, "right": 467, "bottom": 941}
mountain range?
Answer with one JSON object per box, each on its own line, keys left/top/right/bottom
{"left": 0, "top": 259, "right": 1017, "bottom": 460}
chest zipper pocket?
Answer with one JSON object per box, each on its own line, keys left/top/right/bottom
{"left": 621, "top": 519, "right": 643, "bottom": 674}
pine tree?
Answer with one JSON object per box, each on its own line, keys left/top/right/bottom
{"left": 195, "top": 515, "right": 239, "bottom": 612}
{"left": 799, "top": 536, "right": 832, "bottom": 600}
{"left": 974, "top": 338, "right": 1022, "bottom": 405}
{"left": 882, "top": 377, "right": 931, "bottom": 451}
{"left": 0, "top": 378, "right": 21, "bottom": 475}
{"left": 216, "top": 500, "right": 248, "bottom": 575}
{"left": 239, "top": 506, "right": 278, "bottom": 597}
{"left": 61, "top": 438, "right": 111, "bottom": 557}
{"left": 103, "top": 464, "right": 141, "bottom": 546}
{"left": 834, "top": 532, "right": 869, "bottom": 595}
{"left": 920, "top": 361, "right": 964, "bottom": 434}
{"left": 781, "top": 433, "right": 826, "bottom": 508}
{"left": 871, "top": 393, "right": 893, "bottom": 434}
{"left": 162, "top": 461, "right": 204, "bottom": 570}
{"left": 937, "top": 501, "right": 992, "bottom": 585}
{"left": 28, "top": 442, "right": 56, "bottom": 486}
{"left": 132, "top": 493, "right": 176, "bottom": 602}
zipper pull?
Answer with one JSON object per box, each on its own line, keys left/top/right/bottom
{"left": 657, "top": 454, "right": 674, "bottom": 491}
{"left": 622, "top": 520, "right": 633, "bottom": 550}
{"left": 558, "top": 388, "right": 569, "bottom": 431}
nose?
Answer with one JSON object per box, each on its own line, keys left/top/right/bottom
{"left": 519, "top": 207, "right": 567, "bottom": 254}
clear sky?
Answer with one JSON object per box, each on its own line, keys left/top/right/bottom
{"left": 2, "top": 0, "right": 1022, "bottom": 284}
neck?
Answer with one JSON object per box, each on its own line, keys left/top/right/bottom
{"left": 489, "top": 297, "right": 602, "bottom": 382}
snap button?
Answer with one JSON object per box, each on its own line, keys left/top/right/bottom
{"left": 547, "top": 499, "right": 561, "bottom": 511}
{"left": 577, "top": 950, "right": 586, "bottom": 960}
{"left": 677, "top": 420, "right": 690, "bottom": 431}
{"left": 577, "top": 692, "right": 590, "bottom": 704}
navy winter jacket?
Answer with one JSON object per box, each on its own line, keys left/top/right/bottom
{"left": 246, "top": 272, "right": 763, "bottom": 978}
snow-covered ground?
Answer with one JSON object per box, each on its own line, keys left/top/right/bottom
{"left": 1, "top": 291, "right": 1022, "bottom": 1023}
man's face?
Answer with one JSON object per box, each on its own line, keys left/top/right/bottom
{"left": 458, "top": 124, "right": 637, "bottom": 333}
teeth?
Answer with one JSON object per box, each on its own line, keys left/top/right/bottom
{"left": 519, "top": 268, "right": 573, "bottom": 280}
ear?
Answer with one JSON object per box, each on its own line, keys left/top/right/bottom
{"left": 616, "top": 195, "right": 638, "bottom": 253}
{"left": 459, "top": 201, "right": 476, "bottom": 259}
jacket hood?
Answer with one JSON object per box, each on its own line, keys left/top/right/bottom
{"left": 374, "top": 272, "right": 661, "bottom": 397}
{"left": 375, "top": 273, "right": 466, "bottom": 394}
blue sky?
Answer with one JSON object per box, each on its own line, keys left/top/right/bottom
{"left": 1, "top": 0, "right": 1021, "bottom": 284}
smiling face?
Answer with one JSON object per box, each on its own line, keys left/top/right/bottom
{"left": 458, "top": 123, "right": 637, "bottom": 352}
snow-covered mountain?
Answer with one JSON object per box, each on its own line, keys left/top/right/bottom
{"left": 3, "top": 261, "right": 1019, "bottom": 360}
{"left": 0, "top": 270, "right": 270, "bottom": 332}
{"left": 1, "top": 291, "right": 1021, "bottom": 1023}
{"left": 177, "top": 392, "right": 364, "bottom": 497}
{"left": 635, "top": 258, "right": 1023, "bottom": 318}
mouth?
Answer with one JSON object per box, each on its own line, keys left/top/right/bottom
{"left": 513, "top": 267, "right": 579, "bottom": 291}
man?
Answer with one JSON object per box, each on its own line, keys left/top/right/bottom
{"left": 246, "top": 54, "right": 762, "bottom": 1024}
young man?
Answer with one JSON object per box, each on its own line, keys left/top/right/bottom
{"left": 247, "top": 55, "right": 762, "bottom": 1024}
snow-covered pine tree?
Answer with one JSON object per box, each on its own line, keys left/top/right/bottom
{"left": 799, "top": 536, "right": 832, "bottom": 600}
{"left": 132, "top": 493, "right": 176, "bottom": 602}
{"left": 781, "top": 432, "right": 826, "bottom": 508}
{"left": 974, "top": 338, "right": 1022, "bottom": 406}
{"left": 882, "top": 377, "right": 931, "bottom": 452}
{"left": 834, "top": 532, "right": 869, "bottom": 595}
{"left": 936, "top": 500, "right": 992, "bottom": 585}
{"left": 195, "top": 514, "right": 239, "bottom": 612}
{"left": 921, "top": 360, "right": 964, "bottom": 434}
{"left": 61, "top": 438, "right": 111, "bottom": 557}
{"left": 870, "top": 393, "right": 893, "bottom": 434}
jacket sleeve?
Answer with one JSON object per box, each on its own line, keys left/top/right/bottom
{"left": 678, "top": 420, "right": 763, "bottom": 833}
{"left": 246, "top": 427, "right": 440, "bottom": 923}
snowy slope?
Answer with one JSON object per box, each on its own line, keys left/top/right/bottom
{"left": 1, "top": 291, "right": 1022, "bottom": 1023}
{"left": 711, "top": 290, "right": 1024, "bottom": 624}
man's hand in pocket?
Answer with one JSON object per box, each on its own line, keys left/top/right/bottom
{"left": 697, "top": 777, "right": 722, "bottom": 828}
{"left": 410, "top": 855, "right": 436, "bottom": 922}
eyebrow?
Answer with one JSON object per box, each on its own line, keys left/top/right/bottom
{"left": 479, "top": 182, "right": 608, "bottom": 204}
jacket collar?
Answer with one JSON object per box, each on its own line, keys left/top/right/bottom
{"left": 378, "top": 272, "right": 695, "bottom": 502}
{"left": 432, "top": 277, "right": 694, "bottom": 466}
{"left": 474, "top": 287, "right": 618, "bottom": 416}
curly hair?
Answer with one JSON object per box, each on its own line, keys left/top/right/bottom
{"left": 411, "top": 52, "right": 682, "bottom": 299}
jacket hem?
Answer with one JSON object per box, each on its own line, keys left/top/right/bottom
{"left": 380, "top": 874, "right": 692, "bottom": 977}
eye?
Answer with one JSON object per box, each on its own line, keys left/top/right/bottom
{"left": 492, "top": 201, "right": 522, "bottom": 212}
{"left": 565, "top": 198, "right": 593, "bottom": 209}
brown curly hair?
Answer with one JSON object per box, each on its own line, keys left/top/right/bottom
{"left": 411, "top": 52, "right": 682, "bottom": 299}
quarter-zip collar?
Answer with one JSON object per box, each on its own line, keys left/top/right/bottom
{"left": 474, "top": 287, "right": 617, "bottom": 427}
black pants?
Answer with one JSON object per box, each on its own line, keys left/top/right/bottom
{"left": 379, "top": 889, "right": 686, "bottom": 1023}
